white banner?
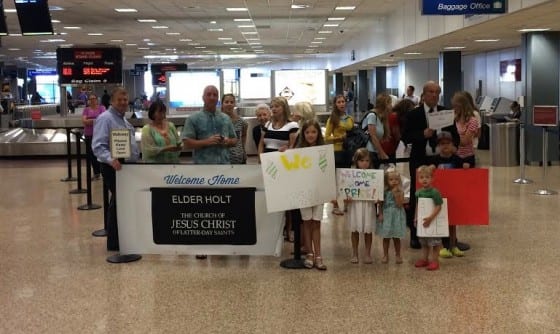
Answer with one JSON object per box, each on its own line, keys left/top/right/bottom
{"left": 336, "top": 168, "right": 384, "bottom": 201}
{"left": 260, "top": 145, "right": 336, "bottom": 213}
{"left": 428, "top": 109, "right": 454, "bottom": 130}
{"left": 117, "top": 164, "right": 284, "bottom": 256}
{"left": 416, "top": 198, "right": 449, "bottom": 237}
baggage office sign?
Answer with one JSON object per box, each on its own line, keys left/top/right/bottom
{"left": 422, "top": 0, "right": 507, "bottom": 15}
{"left": 151, "top": 187, "right": 257, "bottom": 245}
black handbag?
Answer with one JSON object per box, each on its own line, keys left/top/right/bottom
{"left": 343, "top": 126, "right": 369, "bottom": 154}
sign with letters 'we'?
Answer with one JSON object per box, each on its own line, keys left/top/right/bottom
{"left": 260, "top": 145, "right": 336, "bottom": 213}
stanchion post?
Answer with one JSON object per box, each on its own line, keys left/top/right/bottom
{"left": 534, "top": 127, "right": 557, "bottom": 195}
{"left": 69, "top": 130, "right": 87, "bottom": 194}
{"left": 92, "top": 176, "right": 109, "bottom": 237}
{"left": 78, "top": 136, "right": 101, "bottom": 211}
{"left": 60, "top": 128, "right": 77, "bottom": 182}
{"left": 513, "top": 121, "right": 533, "bottom": 184}
{"left": 280, "top": 212, "right": 305, "bottom": 269}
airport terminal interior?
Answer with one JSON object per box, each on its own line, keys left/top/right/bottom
{"left": 2, "top": 0, "right": 560, "bottom": 333}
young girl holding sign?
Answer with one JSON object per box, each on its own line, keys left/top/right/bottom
{"left": 344, "top": 148, "right": 377, "bottom": 264}
{"left": 298, "top": 120, "right": 327, "bottom": 270}
{"left": 376, "top": 169, "right": 406, "bottom": 264}
{"left": 414, "top": 165, "right": 443, "bottom": 271}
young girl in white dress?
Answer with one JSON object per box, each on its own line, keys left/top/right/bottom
{"left": 344, "top": 148, "right": 379, "bottom": 264}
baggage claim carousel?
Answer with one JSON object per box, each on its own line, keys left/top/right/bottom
{"left": 0, "top": 111, "right": 261, "bottom": 157}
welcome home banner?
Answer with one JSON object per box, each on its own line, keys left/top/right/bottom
{"left": 336, "top": 168, "right": 384, "bottom": 201}
{"left": 260, "top": 145, "right": 336, "bottom": 213}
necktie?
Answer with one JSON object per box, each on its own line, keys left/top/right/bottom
{"left": 429, "top": 107, "right": 434, "bottom": 113}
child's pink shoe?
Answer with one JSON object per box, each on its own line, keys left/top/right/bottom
{"left": 414, "top": 259, "right": 429, "bottom": 267}
{"left": 426, "top": 262, "right": 440, "bottom": 271}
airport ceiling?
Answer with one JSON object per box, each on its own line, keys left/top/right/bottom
{"left": 1, "top": 0, "right": 560, "bottom": 73}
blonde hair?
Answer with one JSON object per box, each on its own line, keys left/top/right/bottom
{"left": 352, "top": 147, "right": 370, "bottom": 168}
{"left": 385, "top": 169, "right": 402, "bottom": 188}
{"left": 270, "top": 96, "right": 290, "bottom": 123}
{"left": 373, "top": 93, "right": 391, "bottom": 140}
{"left": 293, "top": 101, "right": 316, "bottom": 126}
{"left": 452, "top": 91, "right": 475, "bottom": 123}
{"left": 417, "top": 165, "right": 436, "bottom": 178}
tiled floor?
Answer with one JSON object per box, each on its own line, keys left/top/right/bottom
{"left": 1, "top": 151, "right": 559, "bottom": 333}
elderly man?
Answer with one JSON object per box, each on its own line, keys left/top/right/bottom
{"left": 402, "top": 81, "right": 459, "bottom": 249}
{"left": 92, "top": 86, "right": 140, "bottom": 251}
{"left": 182, "top": 85, "right": 237, "bottom": 259}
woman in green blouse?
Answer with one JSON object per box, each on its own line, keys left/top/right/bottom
{"left": 141, "top": 101, "right": 182, "bottom": 163}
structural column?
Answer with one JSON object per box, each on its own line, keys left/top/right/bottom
{"left": 333, "top": 72, "right": 343, "bottom": 96}
{"left": 438, "top": 51, "right": 462, "bottom": 107}
{"left": 373, "top": 67, "right": 386, "bottom": 98}
{"left": 356, "top": 70, "right": 368, "bottom": 114}
{"left": 522, "top": 31, "right": 560, "bottom": 163}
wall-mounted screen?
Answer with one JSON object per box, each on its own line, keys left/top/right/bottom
{"left": 151, "top": 63, "right": 188, "bottom": 86}
{"left": 15, "top": 0, "right": 54, "bottom": 35}
{"left": 272, "top": 69, "right": 327, "bottom": 105}
{"left": 166, "top": 70, "right": 221, "bottom": 113}
{"left": 240, "top": 69, "right": 270, "bottom": 100}
{"left": 499, "top": 59, "right": 521, "bottom": 82}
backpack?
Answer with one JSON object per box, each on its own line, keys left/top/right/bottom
{"left": 343, "top": 113, "right": 376, "bottom": 153}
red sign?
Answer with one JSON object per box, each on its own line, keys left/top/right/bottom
{"left": 416, "top": 168, "right": 489, "bottom": 225}
{"left": 532, "top": 105, "right": 558, "bottom": 127}
{"left": 83, "top": 67, "right": 111, "bottom": 76}
{"left": 74, "top": 50, "right": 103, "bottom": 60}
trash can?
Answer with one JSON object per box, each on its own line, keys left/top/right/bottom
{"left": 490, "top": 122, "right": 519, "bottom": 166}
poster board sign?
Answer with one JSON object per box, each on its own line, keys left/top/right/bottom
{"left": 336, "top": 168, "right": 384, "bottom": 201}
{"left": 110, "top": 129, "right": 131, "bottom": 159}
{"left": 416, "top": 198, "right": 449, "bottom": 237}
{"left": 428, "top": 109, "right": 454, "bottom": 130}
{"left": 416, "top": 168, "right": 489, "bottom": 225}
{"left": 532, "top": 105, "right": 558, "bottom": 127}
{"left": 260, "top": 145, "right": 336, "bottom": 212}
{"left": 151, "top": 187, "right": 256, "bottom": 245}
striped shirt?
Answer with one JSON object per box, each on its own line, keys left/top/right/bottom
{"left": 263, "top": 121, "right": 298, "bottom": 152}
{"left": 456, "top": 117, "right": 479, "bottom": 158}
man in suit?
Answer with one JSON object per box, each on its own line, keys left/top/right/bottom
{"left": 402, "top": 81, "right": 459, "bottom": 249}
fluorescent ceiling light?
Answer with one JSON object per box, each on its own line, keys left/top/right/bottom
{"left": 404, "top": 52, "right": 423, "bottom": 55}
{"left": 88, "top": 33, "right": 104, "bottom": 36}
{"left": 125, "top": 43, "right": 137, "bottom": 46}
{"left": 223, "top": 42, "right": 238, "bottom": 45}
{"left": 311, "top": 41, "right": 322, "bottom": 44}
{"left": 226, "top": 8, "right": 248, "bottom": 12}
{"left": 144, "top": 55, "right": 179, "bottom": 59}
{"left": 110, "top": 39, "right": 124, "bottom": 42}
{"left": 4, "top": 9, "right": 16, "bottom": 13}
{"left": 179, "top": 39, "right": 192, "bottom": 42}
{"left": 63, "top": 26, "right": 81, "bottom": 29}
{"left": 49, "top": 6, "right": 64, "bottom": 11}
{"left": 238, "top": 25, "right": 255, "bottom": 28}
{"left": 314, "top": 37, "right": 326, "bottom": 40}
{"left": 241, "top": 31, "right": 258, "bottom": 35}
{"left": 195, "top": 46, "right": 206, "bottom": 49}
{"left": 137, "top": 19, "right": 157, "bottom": 23}
{"left": 166, "top": 32, "right": 181, "bottom": 35}
{"left": 218, "top": 37, "right": 233, "bottom": 40}
{"left": 40, "top": 39, "right": 65, "bottom": 43}
{"left": 8, "top": 48, "right": 21, "bottom": 51}
{"left": 51, "top": 20, "right": 61, "bottom": 23}
{"left": 318, "top": 31, "right": 332, "bottom": 34}
{"left": 443, "top": 46, "right": 465, "bottom": 50}
{"left": 323, "top": 24, "right": 339, "bottom": 27}
{"left": 8, "top": 33, "right": 22, "bottom": 36}
{"left": 249, "top": 42, "right": 261, "bottom": 45}
{"left": 146, "top": 42, "right": 155, "bottom": 46}
{"left": 138, "top": 47, "right": 150, "bottom": 50}
{"left": 518, "top": 28, "right": 550, "bottom": 32}
{"left": 208, "top": 28, "right": 224, "bottom": 32}
{"left": 114, "top": 8, "right": 138, "bottom": 13}
{"left": 291, "top": 4, "right": 310, "bottom": 9}
{"left": 209, "top": 21, "right": 217, "bottom": 24}
{"left": 475, "top": 39, "right": 499, "bottom": 42}
{"left": 328, "top": 17, "right": 345, "bottom": 21}
{"left": 234, "top": 18, "right": 252, "bottom": 22}
{"left": 152, "top": 26, "right": 169, "bottom": 29}
{"left": 308, "top": 45, "right": 319, "bottom": 48}
{"left": 188, "top": 42, "right": 200, "bottom": 46}
{"left": 245, "top": 38, "right": 260, "bottom": 41}
{"left": 335, "top": 6, "right": 356, "bottom": 10}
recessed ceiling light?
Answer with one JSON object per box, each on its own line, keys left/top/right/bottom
{"left": 249, "top": 42, "right": 261, "bottom": 45}
{"left": 51, "top": 20, "right": 61, "bottom": 23}
{"left": 308, "top": 45, "right": 319, "bottom": 48}
{"left": 246, "top": 38, "right": 260, "bottom": 41}
{"left": 223, "top": 42, "right": 238, "bottom": 45}
{"left": 314, "top": 37, "right": 326, "bottom": 40}
{"left": 110, "top": 39, "right": 124, "bottom": 42}
{"left": 137, "top": 19, "right": 157, "bottom": 23}
{"left": 179, "top": 39, "right": 192, "bottom": 42}
{"left": 49, "top": 6, "right": 64, "bottom": 11}
{"left": 404, "top": 52, "right": 423, "bottom": 55}
{"left": 328, "top": 17, "right": 345, "bottom": 21}
{"left": 8, "top": 33, "right": 22, "bottom": 36}
{"left": 166, "top": 32, "right": 181, "bottom": 35}
{"left": 208, "top": 28, "right": 224, "bottom": 32}
{"left": 335, "top": 6, "right": 356, "bottom": 10}
{"left": 152, "top": 26, "right": 169, "bottom": 29}
{"left": 209, "top": 21, "right": 217, "bottom": 24}
{"left": 195, "top": 46, "right": 206, "bottom": 49}
{"left": 40, "top": 39, "right": 66, "bottom": 43}
{"left": 518, "top": 28, "right": 550, "bottom": 32}
{"left": 146, "top": 42, "right": 155, "bottom": 46}
{"left": 443, "top": 46, "right": 465, "bottom": 50}
{"left": 218, "top": 37, "right": 233, "bottom": 40}
{"left": 114, "top": 8, "right": 138, "bottom": 13}
{"left": 143, "top": 38, "right": 151, "bottom": 42}
{"left": 318, "top": 31, "right": 332, "bottom": 34}
{"left": 125, "top": 43, "right": 137, "bottom": 46}
{"left": 226, "top": 8, "right": 248, "bottom": 12}
{"left": 4, "top": 9, "right": 16, "bottom": 13}
{"left": 475, "top": 39, "right": 499, "bottom": 42}
{"left": 138, "top": 47, "right": 150, "bottom": 50}
{"left": 311, "top": 41, "right": 323, "bottom": 44}
{"left": 234, "top": 18, "right": 252, "bottom": 22}
{"left": 241, "top": 31, "right": 258, "bottom": 35}
{"left": 63, "top": 26, "right": 81, "bottom": 29}
{"left": 238, "top": 25, "right": 255, "bottom": 28}
{"left": 8, "top": 48, "right": 20, "bottom": 51}
{"left": 291, "top": 4, "right": 310, "bottom": 9}
{"left": 88, "top": 33, "right": 104, "bottom": 36}
{"left": 188, "top": 42, "right": 200, "bottom": 46}
{"left": 323, "top": 24, "right": 339, "bottom": 27}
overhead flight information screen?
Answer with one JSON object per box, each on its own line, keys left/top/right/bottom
{"left": 56, "top": 47, "right": 123, "bottom": 85}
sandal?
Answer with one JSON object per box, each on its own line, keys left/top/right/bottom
{"left": 350, "top": 256, "right": 359, "bottom": 264}
{"left": 363, "top": 256, "right": 373, "bottom": 264}
{"left": 395, "top": 256, "right": 403, "bottom": 264}
{"left": 304, "top": 253, "right": 314, "bottom": 269}
{"left": 332, "top": 208, "right": 344, "bottom": 216}
{"left": 314, "top": 256, "right": 327, "bottom": 270}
